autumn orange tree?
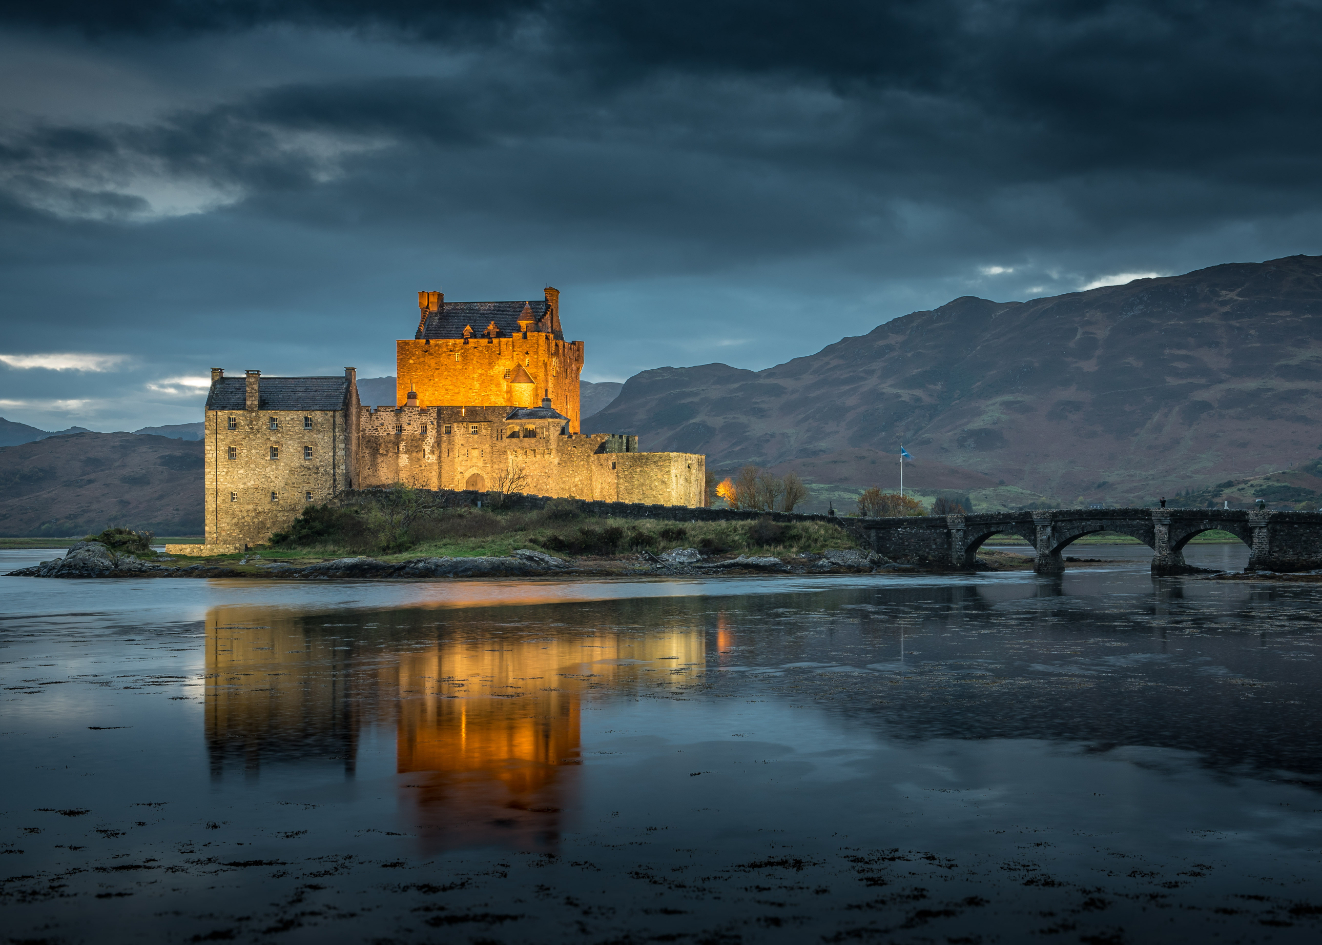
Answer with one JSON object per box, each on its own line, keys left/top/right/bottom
{"left": 713, "top": 467, "right": 809, "bottom": 512}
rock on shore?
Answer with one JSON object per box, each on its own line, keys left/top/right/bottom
{"left": 7, "top": 541, "right": 168, "bottom": 578}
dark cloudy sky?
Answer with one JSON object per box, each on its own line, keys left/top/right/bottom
{"left": 2, "top": 1, "right": 1321, "bottom": 431}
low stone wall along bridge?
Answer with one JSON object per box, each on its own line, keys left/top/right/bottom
{"left": 854, "top": 508, "right": 1322, "bottom": 574}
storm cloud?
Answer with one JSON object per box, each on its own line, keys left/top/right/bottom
{"left": 2, "top": 0, "right": 1321, "bottom": 429}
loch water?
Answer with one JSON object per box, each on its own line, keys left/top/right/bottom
{"left": 2, "top": 542, "right": 1321, "bottom": 944}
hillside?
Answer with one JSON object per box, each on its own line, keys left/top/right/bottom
{"left": 134, "top": 422, "right": 204, "bottom": 440}
{"left": 586, "top": 255, "right": 1322, "bottom": 504}
{"left": 0, "top": 433, "right": 203, "bottom": 537}
{"left": 581, "top": 380, "right": 623, "bottom": 419}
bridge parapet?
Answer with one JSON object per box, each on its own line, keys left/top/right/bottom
{"left": 854, "top": 508, "right": 1322, "bottom": 575}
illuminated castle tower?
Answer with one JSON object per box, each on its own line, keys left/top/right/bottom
{"left": 396, "top": 286, "right": 585, "bottom": 431}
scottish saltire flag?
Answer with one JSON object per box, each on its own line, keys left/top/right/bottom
{"left": 900, "top": 447, "right": 913, "bottom": 460}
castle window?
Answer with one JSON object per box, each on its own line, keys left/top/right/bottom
{"left": 227, "top": 416, "right": 237, "bottom": 430}
{"left": 269, "top": 417, "right": 279, "bottom": 431}
{"left": 443, "top": 424, "right": 452, "bottom": 435}
{"left": 305, "top": 491, "right": 313, "bottom": 502}
{"left": 271, "top": 491, "right": 279, "bottom": 502}
{"left": 270, "top": 446, "right": 279, "bottom": 460}
{"left": 523, "top": 426, "right": 536, "bottom": 438}
{"left": 303, "top": 445, "right": 312, "bottom": 460}
{"left": 303, "top": 416, "right": 312, "bottom": 429}
{"left": 230, "top": 491, "right": 237, "bottom": 502}
{"left": 470, "top": 425, "right": 479, "bottom": 435}
{"left": 227, "top": 446, "right": 237, "bottom": 460}
{"left": 420, "top": 424, "right": 427, "bottom": 436}
{"left": 507, "top": 427, "right": 519, "bottom": 439}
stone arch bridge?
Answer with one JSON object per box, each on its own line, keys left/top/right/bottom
{"left": 852, "top": 508, "right": 1322, "bottom": 574}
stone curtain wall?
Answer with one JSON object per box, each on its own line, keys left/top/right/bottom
{"left": 205, "top": 407, "right": 350, "bottom": 546}
{"left": 357, "top": 405, "right": 440, "bottom": 491}
{"left": 355, "top": 406, "right": 706, "bottom": 509}
{"left": 395, "top": 336, "right": 584, "bottom": 431}
{"left": 613, "top": 452, "right": 705, "bottom": 507}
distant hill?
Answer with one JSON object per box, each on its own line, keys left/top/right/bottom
{"left": 134, "top": 422, "right": 204, "bottom": 440}
{"left": 0, "top": 417, "right": 93, "bottom": 447}
{"left": 581, "top": 380, "right": 623, "bottom": 419}
{"left": 356, "top": 376, "right": 398, "bottom": 408}
{"left": 0, "top": 433, "right": 203, "bottom": 537}
{"left": 586, "top": 255, "right": 1322, "bottom": 505}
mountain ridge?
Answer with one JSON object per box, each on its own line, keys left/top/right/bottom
{"left": 586, "top": 254, "right": 1322, "bottom": 503}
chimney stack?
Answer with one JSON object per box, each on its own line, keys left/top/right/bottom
{"left": 543, "top": 286, "right": 560, "bottom": 333}
{"left": 245, "top": 370, "right": 260, "bottom": 411}
{"left": 406, "top": 390, "right": 418, "bottom": 407}
{"left": 210, "top": 367, "right": 224, "bottom": 382}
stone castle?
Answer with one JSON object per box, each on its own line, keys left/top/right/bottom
{"left": 197, "top": 288, "right": 706, "bottom": 550}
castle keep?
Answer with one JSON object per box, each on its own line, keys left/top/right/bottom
{"left": 201, "top": 288, "right": 705, "bottom": 549}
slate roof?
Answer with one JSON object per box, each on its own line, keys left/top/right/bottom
{"left": 417, "top": 300, "right": 561, "bottom": 340}
{"left": 205, "top": 376, "right": 352, "bottom": 411}
{"left": 506, "top": 403, "right": 569, "bottom": 421}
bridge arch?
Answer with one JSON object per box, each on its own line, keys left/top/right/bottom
{"left": 1168, "top": 521, "right": 1254, "bottom": 553}
{"left": 1047, "top": 521, "right": 1156, "bottom": 557}
{"left": 961, "top": 524, "right": 1037, "bottom": 567}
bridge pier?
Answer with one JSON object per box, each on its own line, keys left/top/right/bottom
{"left": 1032, "top": 513, "right": 1064, "bottom": 574}
{"left": 1150, "top": 511, "right": 1193, "bottom": 575}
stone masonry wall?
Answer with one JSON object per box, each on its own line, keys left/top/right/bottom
{"left": 356, "top": 405, "right": 440, "bottom": 490}
{"left": 355, "top": 406, "right": 704, "bottom": 508}
{"left": 205, "top": 407, "right": 351, "bottom": 546}
{"left": 395, "top": 335, "right": 584, "bottom": 431}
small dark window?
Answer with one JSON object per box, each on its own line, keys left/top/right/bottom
{"left": 396, "top": 423, "right": 403, "bottom": 434}
{"left": 227, "top": 416, "right": 237, "bottom": 430}
{"left": 420, "top": 424, "right": 427, "bottom": 436}
{"left": 305, "top": 490, "right": 312, "bottom": 502}
{"left": 271, "top": 491, "right": 279, "bottom": 503}
{"left": 270, "top": 446, "right": 279, "bottom": 460}
{"left": 227, "top": 446, "right": 236, "bottom": 460}
{"left": 470, "top": 424, "right": 480, "bottom": 435}
{"left": 303, "top": 416, "right": 312, "bottom": 429}
{"left": 443, "top": 424, "right": 452, "bottom": 434}
{"left": 523, "top": 426, "right": 536, "bottom": 438}
{"left": 230, "top": 491, "right": 237, "bottom": 502}
{"left": 303, "top": 445, "right": 312, "bottom": 460}
{"left": 269, "top": 417, "right": 279, "bottom": 431}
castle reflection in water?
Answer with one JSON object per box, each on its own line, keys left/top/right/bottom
{"left": 204, "top": 603, "right": 705, "bottom": 850}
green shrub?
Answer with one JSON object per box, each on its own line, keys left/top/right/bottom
{"left": 542, "top": 498, "right": 583, "bottom": 521}
{"left": 86, "top": 527, "right": 153, "bottom": 555}
{"left": 270, "top": 504, "right": 366, "bottom": 549}
{"left": 748, "top": 517, "right": 786, "bottom": 545}
{"left": 537, "top": 525, "right": 626, "bottom": 555}
{"left": 659, "top": 525, "right": 688, "bottom": 541}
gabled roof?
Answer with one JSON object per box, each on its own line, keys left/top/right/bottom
{"left": 205, "top": 376, "right": 352, "bottom": 411}
{"left": 417, "top": 300, "right": 562, "bottom": 340}
{"left": 506, "top": 404, "right": 569, "bottom": 421}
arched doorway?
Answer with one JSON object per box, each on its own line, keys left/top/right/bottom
{"left": 465, "top": 473, "right": 486, "bottom": 492}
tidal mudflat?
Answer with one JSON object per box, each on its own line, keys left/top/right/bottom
{"left": 3, "top": 542, "right": 1321, "bottom": 944}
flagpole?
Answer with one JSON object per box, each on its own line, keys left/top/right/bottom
{"left": 900, "top": 448, "right": 904, "bottom": 498}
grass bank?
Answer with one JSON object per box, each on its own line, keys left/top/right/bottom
{"left": 248, "top": 496, "right": 862, "bottom": 562}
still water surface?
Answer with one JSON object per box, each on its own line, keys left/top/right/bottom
{"left": 3, "top": 543, "right": 1322, "bottom": 943}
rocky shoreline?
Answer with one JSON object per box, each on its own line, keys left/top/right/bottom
{"left": 6, "top": 540, "right": 903, "bottom": 580}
